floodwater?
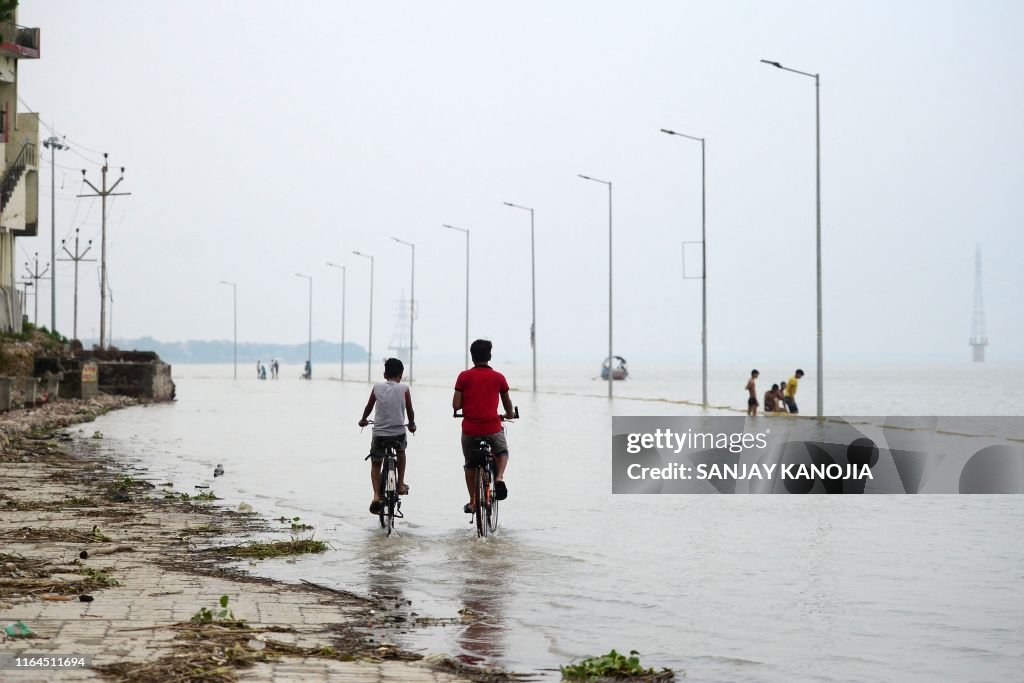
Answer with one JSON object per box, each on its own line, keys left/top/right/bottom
{"left": 81, "top": 362, "right": 1024, "bottom": 681}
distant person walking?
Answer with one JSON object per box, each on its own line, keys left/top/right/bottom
{"left": 256, "top": 360, "right": 262, "bottom": 379}
{"left": 784, "top": 369, "right": 805, "bottom": 414}
{"left": 272, "top": 359, "right": 279, "bottom": 379}
{"left": 745, "top": 370, "right": 760, "bottom": 416}
{"left": 302, "top": 360, "right": 312, "bottom": 380}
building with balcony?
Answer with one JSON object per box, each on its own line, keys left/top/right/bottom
{"left": 0, "top": 13, "right": 40, "bottom": 333}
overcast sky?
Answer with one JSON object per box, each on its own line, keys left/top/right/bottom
{"left": 15, "top": 0, "right": 1024, "bottom": 365}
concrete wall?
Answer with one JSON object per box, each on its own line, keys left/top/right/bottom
{"left": 48, "top": 358, "right": 99, "bottom": 400}
{"left": 96, "top": 361, "right": 175, "bottom": 401}
{"left": 40, "top": 354, "right": 176, "bottom": 402}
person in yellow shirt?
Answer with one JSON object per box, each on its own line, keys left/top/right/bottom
{"left": 784, "top": 369, "right": 805, "bottom": 414}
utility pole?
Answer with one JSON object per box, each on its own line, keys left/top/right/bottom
{"left": 23, "top": 253, "right": 49, "bottom": 326}
{"left": 78, "top": 154, "right": 130, "bottom": 349}
{"left": 108, "top": 283, "right": 115, "bottom": 347}
{"left": 43, "top": 136, "right": 68, "bottom": 333}
{"left": 58, "top": 229, "right": 95, "bottom": 343}
{"left": 18, "top": 282, "right": 32, "bottom": 322}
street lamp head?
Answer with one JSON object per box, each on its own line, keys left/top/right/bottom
{"left": 503, "top": 202, "right": 514, "bottom": 207}
{"left": 579, "top": 174, "right": 611, "bottom": 186}
{"left": 660, "top": 128, "right": 676, "bottom": 135}
{"left": 760, "top": 59, "right": 782, "bottom": 68}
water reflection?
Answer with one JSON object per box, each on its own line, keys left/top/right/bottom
{"left": 448, "top": 536, "right": 520, "bottom": 668}
{"left": 362, "top": 534, "right": 409, "bottom": 605}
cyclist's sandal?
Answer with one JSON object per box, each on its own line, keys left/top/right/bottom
{"left": 397, "top": 483, "right": 410, "bottom": 495}
{"left": 495, "top": 480, "right": 508, "bottom": 500}
{"left": 369, "top": 499, "right": 384, "bottom": 515}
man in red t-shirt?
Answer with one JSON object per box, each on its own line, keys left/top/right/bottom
{"left": 453, "top": 339, "right": 515, "bottom": 513}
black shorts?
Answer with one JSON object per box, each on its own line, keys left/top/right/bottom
{"left": 748, "top": 397, "right": 758, "bottom": 407}
{"left": 368, "top": 435, "right": 407, "bottom": 463}
{"left": 461, "top": 431, "right": 509, "bottom": 469}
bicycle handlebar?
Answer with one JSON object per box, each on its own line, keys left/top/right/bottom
{"left": 453, "top": 406, "right": 519, "bottom": 420}
{"left": 360, "top": 419, "right": 416, "bottom": 434}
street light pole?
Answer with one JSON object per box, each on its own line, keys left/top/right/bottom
{"left": 295, "top": 274, "right": 313, "bottom": 376}
{"left": 578, "top": 175, "right": 613, "bottom": 399}
{"left": 504, "top": 202, "right": 537, "bottom": 392}
{"left": 42, "top": 136, "right": 68, "bottom": 333}
{"left": 390, "top": 238, "right": 415, "bottom": 384}
{"left": 353, "top": 251, "right": 375, "bottom": 382}
{"left": 219, "top": 280, "right": 237, "bottom": 379}
{"left": 326, "top": 262, "right": 347, "bottom": 381}
{"left": 661, "top": 128, "right": 708, "bottom": 407}
{"left": 761, "top": 59, "right": 824, "bottom": 417}
{"left": 442, "top": 224, "right": 470, "bottom": 368}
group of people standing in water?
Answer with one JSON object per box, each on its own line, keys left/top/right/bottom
{"left": 745, "top": 368, "right": 805, "bottom": 416}
{"left": 256, "top": 359, "right": 279, "bottom": 380}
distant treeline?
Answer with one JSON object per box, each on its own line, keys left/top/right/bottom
{"left": 86, "top": 337, "right": 368, "bottom": 365}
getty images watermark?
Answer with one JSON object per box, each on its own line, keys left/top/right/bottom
{"left": 611, "top": 417, "right": 1024, "bottom": 494}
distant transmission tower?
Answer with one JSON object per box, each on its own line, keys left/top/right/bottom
{"left": 387, "top": 292, "right": 417, "bottom": 376}
{"left": 969, "top": 245, "right": 988, "bottom": 362}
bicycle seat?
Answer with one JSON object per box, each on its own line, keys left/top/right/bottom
{"left": 377, "top": 438, "right": 404, "bottom": 452}
{"left": 465, "top": 438, "right": 494, "bottom": 467}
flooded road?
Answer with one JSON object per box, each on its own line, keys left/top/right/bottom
{"left": 82, "top": 363, "right": 1024, "bottom": 681}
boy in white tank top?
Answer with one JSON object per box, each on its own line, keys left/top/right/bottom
{"left": 358, "top": 358, "right": 416, "bottom": 515}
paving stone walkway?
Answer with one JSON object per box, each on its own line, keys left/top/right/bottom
{"left": 0, "top": 400, "right": 475, "bottom": 682}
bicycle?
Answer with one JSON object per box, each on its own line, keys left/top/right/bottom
{"left": 454, "top": 407, "right": 518, "bottom": 538}
{"left": 362, "top": 422, "right": 407, "bottom": 536}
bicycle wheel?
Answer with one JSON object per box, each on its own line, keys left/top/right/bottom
{"left": 377, "top": 459, "right": 389, "bottom": 530}
{"left": 486, "top": 464, "right": 499, "bottom": 533}
{"left": 475, "top": 466, "right": 488, "bottom": 538}
{"left": 383, "top": 460, "right": 398, "bottom": 535}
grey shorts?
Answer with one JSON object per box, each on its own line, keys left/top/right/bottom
{"left": 461, "top": 431, "right": 509, "bottom": 468}
{"left": 369, "top": 434, "right": 407, "bottom": 463}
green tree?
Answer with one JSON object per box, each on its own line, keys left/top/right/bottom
{"left": 0, "top": 1, "right": 18, "bottom": 24}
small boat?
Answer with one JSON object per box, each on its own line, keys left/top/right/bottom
{"left": 601, "top": 356, "right": 629, "bottom": 381}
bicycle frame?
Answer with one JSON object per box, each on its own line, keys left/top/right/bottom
{"left": 469, "top": 438, "right": 498, "bottom": 537}
{"left": 366, "top": 437, "right": 404, "bottom": 536}
{"left": 453, "top": 407, "right": 517, "bottom": 538}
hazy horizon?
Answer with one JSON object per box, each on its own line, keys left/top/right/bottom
{"left": 15, "top": 0, "right": 1023, "bottom": 366}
